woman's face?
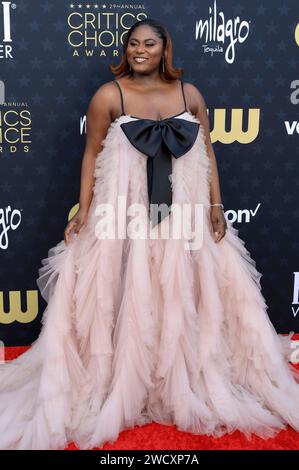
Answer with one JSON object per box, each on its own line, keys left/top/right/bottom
{"left": 126, "top": 25, "right": 164, "bottom": 75}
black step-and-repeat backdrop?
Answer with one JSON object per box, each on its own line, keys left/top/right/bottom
{"left": 0, "top": 1, "right": 298, "bottom": 347}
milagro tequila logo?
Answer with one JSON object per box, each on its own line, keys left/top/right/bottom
{"left": 195, "top": 0, "right": 250, "bottom": 64}
{"left": 0, "top": 205, "right": 22, "bottom": 249}
{"left": 0, "top": 1, "right": 16, "bottom": 59}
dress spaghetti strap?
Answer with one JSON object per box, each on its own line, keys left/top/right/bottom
{"left": 114, "top": 79, "right": 187, "bottom": 117}
{"left": 114, "top": 80, "right": 125, "bottom": 116}
{"left": 180, "top": 80, "right": 188, "bottom": 112}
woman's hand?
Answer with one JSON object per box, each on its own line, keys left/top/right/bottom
{"left": 210, "top": 206, "right": 227, "bottom": 243}
{"left": 64, "top": 208, "right": 88, "bottom": 245}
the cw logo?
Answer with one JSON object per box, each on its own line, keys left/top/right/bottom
{"left": 0, "top": 290, "right": 38, "bottom": 324}
{"left": 210, "top": 109, "right": 260, "bottom": 143}
{"left": 295, "top": 23, "right": 299, "bottom": 47}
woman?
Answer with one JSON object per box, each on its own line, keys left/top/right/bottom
{"left": 0, "top": 18, "right": 298, "bottom": 451}
{"left": 64, "top": 20, "right": 227, "bottom": 245}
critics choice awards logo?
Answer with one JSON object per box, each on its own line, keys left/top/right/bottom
{"left": 0, "top": 1, "right": 16, "bottom": 60}
{"left": 67, "top": 3, "right": 147, "bottom": 57}
{"left": 0, "top": 81, "right": 32, "bottom": 153}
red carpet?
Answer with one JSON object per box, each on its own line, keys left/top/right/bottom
{"left": 3, "top": 336, "right": 299, "bottom": 451}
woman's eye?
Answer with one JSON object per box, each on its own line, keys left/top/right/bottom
{"left": 129, "top": 43, "right": 154, "bottom": 47}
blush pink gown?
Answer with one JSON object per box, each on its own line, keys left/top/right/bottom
{"left": 0, "top": 104, "right": 299, "bottom": 450}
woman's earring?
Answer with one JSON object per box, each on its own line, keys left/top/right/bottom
{"left": 162, "top": 56, "right": 165, "bottom": 73}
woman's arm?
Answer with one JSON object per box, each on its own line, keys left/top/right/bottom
{"left": 79, "top": 83, "right": 115, "bottom": 214}
{"left": 64, "top": 82, "right": 115, "bottom": 244}
{"left": 185, "top": 83, "right": 227, "bottom": 243}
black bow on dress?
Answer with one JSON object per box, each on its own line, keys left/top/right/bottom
{"left": 120, "top": 117, "right": 200, "bottom": 227}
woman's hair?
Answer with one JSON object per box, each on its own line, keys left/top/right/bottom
{"left": 109, "top": 18, "right": 183, "bottom": 82}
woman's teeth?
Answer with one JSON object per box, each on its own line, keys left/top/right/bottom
{"left": 134, "top": 58, "right": 147, "bottom": 63}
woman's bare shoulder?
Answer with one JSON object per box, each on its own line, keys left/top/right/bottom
{"left": 87, "top": 80, "right": 119, "bottom": 124}
{"left": 88, "top": 81, "right": 119, "bottom": 110}
{"left": 85, "top": 81, "right": 120, "bottom": 153}
{"left": 183, "top": 81, "right": 207, "bottom": 115}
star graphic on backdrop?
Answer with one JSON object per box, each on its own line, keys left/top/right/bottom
{"left": 277, "top": 41, "right": 287, "bottom": 52}
{"left": 12, "top": 165, "right": 24, "bottom": 176}
{"left": 31, "top": 93, "right": 43, "bottom": 105}
{"left": 233, "top": 3, "right": 245, "bottom": 15}
{"left": 288, "top": 58, "right": 298, "bottom": 69}
{"left": 16, "top": 0, "right": 28, "bottom": 13}
{"left": 255, "top": 40, "right": 265, "bottom": 52}
{"left": 186, "top": 3, "right": 198, "bottom": 15}
{"left": 196, "top": 57, "right": 208, "bottom": 70}
{"left": 278, "top": 5, "right": 290, "bottom": 16}
{"left": 208, "top": 75, "right": 220, "bottom": 87}
{"left": 47, "top": 111, "right": 57, "bottom": 123}
{"left": 253, "top": 75, "right": 264, "bottom": 87}
{"left": 42, "top": 39, "right": 54, "bottom": 52}
{"left": 54, "top": 57, "right": 67, "bottom": 70}
{"left": 55, "top": 94, "right": 67, "bottom": 105}
{"left": 53, "top": 21, "right": 65, "bottom": 33}
{"left": 18, "top": 38, "right": 30, "bottom": 51}
{"left": 25, "top": 182, "right": 36, "bottom": 193}
{"left": 162, "top": 2, "right": 175, "bottom": 14}
{"left": 275, "top": 76, "right": 286, "bottom": 87}
{"left": 230, "top": 76, "right": 240, "bottom": 87}
{"left": 218, "top": 93, "right": 229, "bottom": 104}
{"left": 29, "top": 20, "right": 41, "bottom": 33}
{"left": 263, "top": 93, "right": 273, "bottom": 104}
{"left": 66, "top": 76, "right": 80, "bottom": 87}
{"left": 239, "top": 92, "right": 252, "bottom": 104}
{"left": 174, "top": 20, "right": 185, "bottom": 33}
{"left": 265, "top": 59, "right": 275, "bottom": 69}
{"left": 31, "top": 57, "right": 42, "bottom": 70}
{"left": 41, "top": 1, "right": 54, "bottom": 14}
{"left": 17, "top": 76, "right": 30, "bottom": 87}
{"left": 242, "top": 58, "right": 254, "bottom": 69}
{"left": 43, "top": 76, "right": 55, "bottom": 87}
{"left": 266, "top": 22, "right": 278, "bottom": 34}
{"left": 6, "top": 60, "right": 17, "bottom": 69}
{"left": 35, "top": 130, "right": 47, "bottom": 141}
{"left": 257, "top": 5, "right": 266, "bottom": 15}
